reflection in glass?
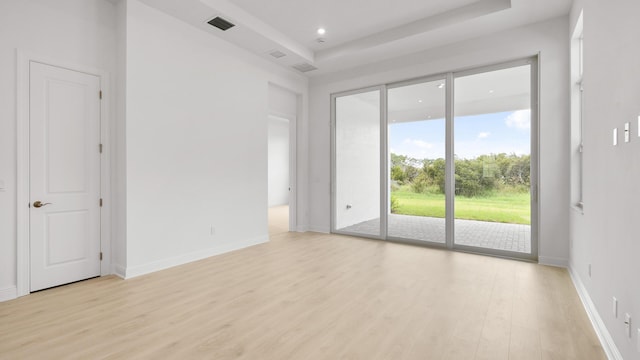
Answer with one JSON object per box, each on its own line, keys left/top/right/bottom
{"left": 334, "top": 90, "right": 381, "bottom": 237}
{"left": 387, "top": 80, "right": 446, "bottom": 243}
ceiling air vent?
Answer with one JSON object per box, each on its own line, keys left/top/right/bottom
{"left": 268, "top": 50, "right": 287, "bottom": 59}
{"left": 207, "top": 16, "right": 235, "bottom": 31}
{"left": 292, "top": 63, "right": 317, "bottom": 73}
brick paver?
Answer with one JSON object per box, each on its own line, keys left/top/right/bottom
{"left": 339, "top": 214, "right": 531, "bottom": 254}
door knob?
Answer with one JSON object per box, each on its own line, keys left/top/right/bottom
{"left": 33, "top": 201, "right": 52, "bottom": 208}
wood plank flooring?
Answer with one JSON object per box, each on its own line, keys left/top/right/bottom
{"left": 0, "top": 232, "right": 605, "bottom": 359}
{"left": 268, "top": 205, "right": 289, "bottom": 236}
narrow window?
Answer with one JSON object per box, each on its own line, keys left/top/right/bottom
{"left": 571, "top": 12, "right": 584, "bottom": 209}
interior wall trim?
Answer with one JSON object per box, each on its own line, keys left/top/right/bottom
{"left": 538, "top": 256, "right": 569, "bottom": 267}
{"left": 0, "top": 286, "right": 17, "bottom": 302}
{"left": 569, "top": 265, "right": 623, "bottom": 360}
{"left": 122, "top": 235, "right": 268, "bottom": 279}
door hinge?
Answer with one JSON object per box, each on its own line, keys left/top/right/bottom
{"left": 100, "top": 252, "right": 103, "bottom": 261}
{"left": 100, "top": 198, "right": 103, "bottom": 207}
{"left": 99, "top": 90, "right": 103, "bottom": 99}
{"left": 99, "top": 143, "right": 103, "bottom": 153}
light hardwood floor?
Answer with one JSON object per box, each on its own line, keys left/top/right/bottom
{"left": 268, "top": 205, "right": 289, "bottom": 236}
{"left": 0, "top": 232, "right": 605, "bottom": 359}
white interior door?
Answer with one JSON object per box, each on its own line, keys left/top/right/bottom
{"left": 29, "top": 61, "right": 101, "bottom": 292}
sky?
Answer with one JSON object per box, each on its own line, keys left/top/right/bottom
{"left": 389, "top": 110, "right": 531, "bottom": 160}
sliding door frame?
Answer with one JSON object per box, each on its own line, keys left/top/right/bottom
{"left": 330, "top": 56, "right": 539, "bottom": 262}
{"left": 330, "top": 85, "right": 387, "bottom": 240}
{"left": 450, "top": 57, "right": 539, "bottom": 261}
{"left": 385, "top": 73, "right": 449, "bottom": 248}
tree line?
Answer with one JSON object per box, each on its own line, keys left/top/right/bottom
{"left": 391, "top": 152, "right": 530, "bottom": 197}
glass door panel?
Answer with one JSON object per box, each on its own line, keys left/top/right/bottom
{"left": 387, "top": 79, "right": 446, "bottom": 244}
{"left": 453, "top": 65, "right": 532, "bottom": 254}
{"left": 333, "top": 90, "right": 382, "bottom": 237}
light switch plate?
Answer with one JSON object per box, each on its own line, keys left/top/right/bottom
{"left": 613, "top": 128, "right": 618, "bottom": 146}
{"left": 625, "top": 122, "right": 630, "bottom": 142}
{"left": 625, "top": 313, "right": 631, "bottom": 337}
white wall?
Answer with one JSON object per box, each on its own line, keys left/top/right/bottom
{"left": 268, "top": 83, "right": 298, "bottom": 119}
{"left": 334, "top": 94, "right": 381, "bottom": 229}
{"left": 123, "top": 0, "right": 308, "bottom": 276}
{"left": 0, "top": 0, "right": 117, "bottom": 300}
{"left": 268, "top": 117, "right": 290, "bottom": 207}
{"left": 569, "top": 1, "right": 640, "bottom": 359}
{"left": 113, "top": 0, "right": 128, "bottom": 277}
{"left": 308, "top": 16, "right": 570, "bottom": 264}
{"left": 0, "top": 0, "right": 309, "bottom": 296}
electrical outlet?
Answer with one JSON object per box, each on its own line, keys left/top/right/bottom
{"left": 625, "top": 313, "right": 631, "bottom": 338}
{"left": 613, "top": 297, "right": 618, "bottom": 318}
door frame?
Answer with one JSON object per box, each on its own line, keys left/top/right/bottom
{"left": 330, "top": 85, "right": 387, "bottom": 240}
{"left": 330, "top": 56, "right": 539, "bottom": 262}
{"left": 267, "top": 111, "right": 297, "bottom": 232}
{"left": 450, "top": 57, "right": 539, "bottom": 261}
{"left": 385, "top": 73, "right": 449, "bottom": 248}
{"left": 16, "top": 49, "right": 112, "bottom": 297}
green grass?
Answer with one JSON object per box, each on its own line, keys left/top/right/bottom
{"left": 392, "top": 190, "right": 531, "bottom": 225}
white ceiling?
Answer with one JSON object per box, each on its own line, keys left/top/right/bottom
{"left": 139, "top": 0, "right": 572, "bottom": 76}
{"left": 350, "top": 64, "right": 530, "bottom": 123}
{"left": 230, "top": 0, "right": 479, "bottom": 51}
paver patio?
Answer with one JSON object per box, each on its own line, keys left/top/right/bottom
{"left": 339, "top": 214, "right": 531, "bottom": 253}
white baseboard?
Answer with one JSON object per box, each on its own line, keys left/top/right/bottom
{"left": 112, "top": 264, "right": 126, "bottom": 279}
{"left": 538, "top": 256, "right": 569, "bottom": 267}
{"left": 0, "top": 285, "right": 17, "bottom": 302}
{"left": 569, "top": 266, "right": 623, "bottom": 360}
{"left": 295, "top": 224, "right": 309, "bottom": 232}
{"left": 123, "top": 235, "right": 268, "bottom": 279}
{"left": 308, "top": 225, "right": 330, "bottom": 233}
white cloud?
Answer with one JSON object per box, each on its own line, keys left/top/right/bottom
{"left": 403, "top": 138, "right": 433, "bottom": 149}
{"left": 505, "top": 109, "right": 531, "bottom": 130}
{"left": 477, "top": 132, "right": 491, "bottom": 139}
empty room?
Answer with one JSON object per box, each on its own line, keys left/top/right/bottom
{"left": 0, "top": 0, "right": 638, "bottom": 359}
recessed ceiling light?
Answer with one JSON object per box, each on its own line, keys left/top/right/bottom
{"left": 317, "top": 28, "right": 326, "bottom": 35}
{"left": 489, "top": 90, "right": 495, "bottom": 94}
{"left": 418, "top": 99, "right": 423, "bottom": 103}
{"left": 437, "top": 83, "right": 445, "bottom": 89}
{"left": 427, "top": 115, "right": 431, "bottom": 119}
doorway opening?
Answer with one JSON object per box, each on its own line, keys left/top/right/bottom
{"left": 268, "top": 115, "right": 291, "bottom": 236}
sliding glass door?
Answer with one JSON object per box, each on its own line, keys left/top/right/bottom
{"left": 387, "top": 78, "right": 447, "bottom": 244}
{"left": 453, "top": 63, "right": 536, "bottom": 256}
{"left": 331, "top": 58, "right": 537, "bottom": 260}
{"left": 332, "top": 88, "right": 383, "bottom": 238}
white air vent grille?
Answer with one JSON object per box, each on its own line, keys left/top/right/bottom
{"left": 268, "top": 50, "right": 287, "bottom": 59}
{"left": 292, "top": 63, "right": 317, "bottom": 73}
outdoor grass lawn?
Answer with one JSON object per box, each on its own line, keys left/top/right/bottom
{"left": 392, "top": 190, "right": 531, "bottom": 225}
